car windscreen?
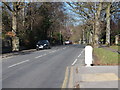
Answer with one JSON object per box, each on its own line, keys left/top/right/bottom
{"left": 37, "top": 40, "right": 49, "bottom": 45}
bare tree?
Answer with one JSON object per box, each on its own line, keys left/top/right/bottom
{"left": 67, "top": 2, "right": 103, "bottom": 47}
{"left": 2, "top": 2, "right": 26, "bottom": 51}
{"left": 105, "top": 2, "right": 111, "bottom": 46}
{"left": 94, "top": 2, "right": 102, "bottom": 47}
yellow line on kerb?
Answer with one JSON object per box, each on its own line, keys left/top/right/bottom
{"left": 68, "top": 67, "right": 73, "bottom": 88}
{"left": 61, "top": 67, "right": 69, "bottom": 88}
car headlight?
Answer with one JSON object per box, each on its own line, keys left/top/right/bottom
{"left": 36, "top": 45, "right": 39, "bottom": 46}
{"left": 44, "top": 44, "right": 47, "bottom": 46}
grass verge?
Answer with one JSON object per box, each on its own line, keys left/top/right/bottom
{"left": 110, "top": 45, "right": 118, "bottom": 51}
{"left": 93, "top": 48, "right": 120, "bottom": 65}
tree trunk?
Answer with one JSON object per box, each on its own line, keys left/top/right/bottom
{"left": 94, "top": 20, "right": 99, "bottom": 47}
{"left": 106, "top": 3, "right": 111, "bottom": 46}
{"left": 115, "top": 35, "right": 119, "bottom": 45}
{"left": 94, "top": 2, "right": 102, "bottom": 48}
{"left": 12, "top": 12, "right": 19, "bottom": 51}
{"left": 82, "top": 29, "right": 85, "bottom": 44}
{"left": 89, "top": 32, "right": 93, "bottom": 44}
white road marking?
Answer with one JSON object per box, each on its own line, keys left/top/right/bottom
{"left": 43, "top": 53, "right": 47, "bottom": 56}
{"left": 35, "top": 55, "right": 43, "bottom": 59}
{"left": 72, "top": 49, "right": 85, "bottom": 66}
{"left": 49, "top": 51, "right": 53, "bottom": 53}
{"left": 57, "top": 49, "right": 60, "bottom": 51}
{"left": 72, "top": 59, "right": 78, "bottom": 66}
{"left": 63, "top": 47, "right": 66, "bottom": 49}
{"left": 78, "top": 49, "right": 85, "bottom": 58}
{"left": 78, "top": 54, "right": 81, "bottom": 57}
{"left": 51, "top": 50, "right": 56, "bottom": 53}
{"left": 8, "top": 60, "right": 30, "bottom": 68}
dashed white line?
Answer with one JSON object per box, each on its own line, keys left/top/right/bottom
{"left": 8, "top": 60, "right": 30, "bottom": 68}
{"left": 63, "top": 47, "right": 66, "bottom": 49}
{"left": 43, "top": 53, "right": 47, "bottom": 56}
{"left": 35, "top": 50, "right": 59, "bottom": 58}
{"left": 57, "top": 49, "right": 60, "bottom": 51}
{"left": 35, "top": 55, "right": 43, "bottom": 59}
{"left": 72, "top": 49, "right": 85, "bottom": 66}
{"left": 72, "top": 59, "right": 78, "bottom": 66}
{"left": 51, "top": 50, "right": 56, "bottom": 53}
{"left": 78, "top": 54, "right": 81, "bottom": 57}
{"left": 78, "top": 49, "right": 84, "bottom": 57}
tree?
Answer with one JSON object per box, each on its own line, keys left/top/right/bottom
{"left": 105, "top": 2, "right": 111, "bottom": 46}
{"left": 3, "top": 2, "right": 26, "bottom": 51}
{"left": 67, "top": 2, "right": 103, "bottom": 47}
{"left": 94, "top": 2, "right": 102, "bottom": 47}
{"left": 105, "top": 2, "right": 120, "bottom": 45}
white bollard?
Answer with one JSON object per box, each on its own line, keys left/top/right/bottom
{"left": 85, "top": 45, "right": 93, "bottom": 67}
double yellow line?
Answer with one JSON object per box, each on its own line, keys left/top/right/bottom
{"left": 61, "top": 67, "right": 73, "bottom": 88}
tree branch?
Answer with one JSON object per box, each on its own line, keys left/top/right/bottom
{"left": 2, "top": 2, "right": 13, "bottom": 12}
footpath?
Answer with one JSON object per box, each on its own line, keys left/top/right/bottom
{"left": 1, "top": 49, "right": 36, "bottom": 58}
{"left": 62, "top": 48, "right": 119, "bottom": 89}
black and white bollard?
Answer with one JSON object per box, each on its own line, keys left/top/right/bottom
{"left": 85, "top": 45, "right": 93, "bottom": 67}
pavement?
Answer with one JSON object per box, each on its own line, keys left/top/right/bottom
{"left": 2, "top": 49, "right": 36, "bottom": 58}
{"left": 62, "top": 66, "right": 119, "bottom": 89}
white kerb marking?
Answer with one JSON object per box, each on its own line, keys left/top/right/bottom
{"left": 8, "top": 60, "right": 29, "bottom": 68}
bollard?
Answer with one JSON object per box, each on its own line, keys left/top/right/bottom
{"left": 85, "top": 45, "right": 93, "bottom": 67}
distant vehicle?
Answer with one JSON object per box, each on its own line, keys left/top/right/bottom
{"left": 36, "top": 40, "right": 51, "bottom": 50}
{"left": 64, "top": 40, "right": 72, "bottom": 45}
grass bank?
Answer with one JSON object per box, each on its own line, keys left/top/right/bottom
{"left": 93, "top": 48, "right": 119, "bottom": 65}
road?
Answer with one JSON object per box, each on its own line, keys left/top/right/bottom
{"left": 2, "top": 44, "right": 85, "bottom": 88}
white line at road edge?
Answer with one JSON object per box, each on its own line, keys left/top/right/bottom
{"left": 78, "top": 54, "right": 81, "bottom": 57}
{"left": 71, "top": 49, "right": 84, "bottom": 66}
{"left": 72, "top": 59, "right": 78, "bottom": 66}
{"left": 8, "top": 60, "right": 30, "bottom": 68}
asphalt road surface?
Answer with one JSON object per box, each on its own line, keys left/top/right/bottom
{"left": 2, "top": 44, "right": 85, "bottom": 88}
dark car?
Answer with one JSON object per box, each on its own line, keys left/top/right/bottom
{"left": 36, "top": 40, "right": 51, "bottom": 50}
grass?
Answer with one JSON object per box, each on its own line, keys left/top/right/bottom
{"left": 110, "top": 45, "right": 119, "bottom": 50}
{"left": 93, "top": 48, "right": 119, "bottom": 65}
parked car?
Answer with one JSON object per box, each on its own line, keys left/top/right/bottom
{"left": 64, "top": 40, "right": 72, "bottom": 45}
{"left": 36, "top": 40, "right": 51, "bottom": 50}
